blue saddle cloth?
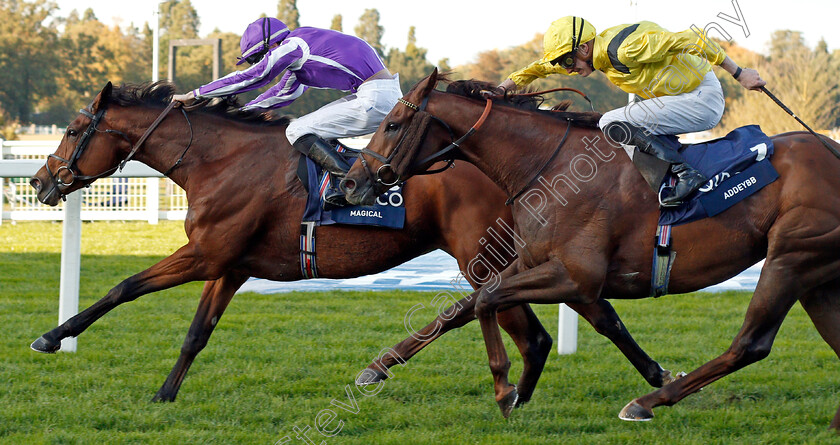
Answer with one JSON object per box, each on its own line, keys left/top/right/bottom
{"left": 300, "top": 155, "right": 405, "bottom": 230}
{"left": 659, "top": 125, "right": 777, "bottom": 226}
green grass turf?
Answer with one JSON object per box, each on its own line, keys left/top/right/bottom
{"left": 1, "top": 221, "right": 838, "bottom": 444}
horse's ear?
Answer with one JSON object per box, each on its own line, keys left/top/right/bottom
{"left": 421, "top": 68, "right": 439, "bottom": 97}
{"left": 91, "top": 82, "right": 113, "bottom": 111}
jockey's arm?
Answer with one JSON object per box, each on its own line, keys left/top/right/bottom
{"left": 172, "top": 90, "right": 195, "bottom": 103}
{"left": 719, "top": 56, "right": 766, "bottom": 91}
{"left": 186, "top": 41, "right": 303, "bottom": 102}
{"left": 242, "top": 70, "right": 308, "bottom": 110}
{"left": 498, "top": 78, "right": 517, "bottom": 92}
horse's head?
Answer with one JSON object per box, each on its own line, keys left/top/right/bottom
{"left": 30, "top": 82, "right": 133, "bottom": 206}
{"left": 343, "top": 68, "right": 471, "bottom": 206}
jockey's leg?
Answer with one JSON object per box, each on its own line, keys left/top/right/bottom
{"left": 291, "top": 133, "right": 351, "bottom": 209}
{"left": 292, "top": 133, "right": 352, "bottom": 177}
{"left": 286, "top": 75, "right": 402, "bottom": 208}
{"left": 599, "top": 71, "right": 725, "bottom": 207}
{"left": 604, "top": 121, "right": 707, "bottom": 207}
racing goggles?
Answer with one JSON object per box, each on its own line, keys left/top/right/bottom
{"left": 243, "top": 51, "right": 267, "bottom": 65}
{"left": 551, "top": 49, "right": 578, "bottom": 69}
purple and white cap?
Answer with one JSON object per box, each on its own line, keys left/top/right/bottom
{"left": 236, "top": 17, "right": 290, "bottom": 65}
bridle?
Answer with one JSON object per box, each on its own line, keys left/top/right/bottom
{"left": 43, "top": 100, "right": 194, "bottom": 202}
{"left": 355, "top": 95, "right": 493, "bottom": 187}
{"left": 354, "top": 85, "right": 587, "bottom": 206}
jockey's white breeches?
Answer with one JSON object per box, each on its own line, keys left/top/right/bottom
{"left": 598, "top": 71, "right": 725, "bottom": 136}
{"left": 286, "top": 74, "right": 403, "bottom": 144}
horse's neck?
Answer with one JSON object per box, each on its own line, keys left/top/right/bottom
{"left": 127, "top": 110, "right": 296, "bottom": 192}
{"left": 435, "top": 98, "right": 591, "bottom": 200}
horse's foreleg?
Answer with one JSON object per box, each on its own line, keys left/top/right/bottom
{"left": 152, "top": 271, "right": 248, "bottom": 402}
{"left": 569, "top": 299, "right": 679, "bottom": 388}
{"left": 357, "top": 258, "right": 554, "bottom": 406}
{"left": 497, "top": 303, "right": 552, "bottom": 407}
{"left": 475, "top": 259, "right": 603, "bottom": 418}
{"left": 31, "top": 244, "right": 207, "bottom": 353}
{"left": 356, "top": 290, "right": 479, "bottom": 385}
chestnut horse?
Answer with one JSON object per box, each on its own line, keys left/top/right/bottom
{"left": 342, "top": 69, "right": 840, "bottom": 429}
{"left": 28, "top": 82, "right": 677, "bottom": 403}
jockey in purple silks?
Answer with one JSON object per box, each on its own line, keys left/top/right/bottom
{"left": 173, "top": 17, "right": 402, "bottom": 208}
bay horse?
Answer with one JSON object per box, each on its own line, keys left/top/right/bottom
{"left": 27, "top": 81, "right": 679, "bottom": 403}
{"left": 342, "top": 68, "right": 840, "bottom": 429}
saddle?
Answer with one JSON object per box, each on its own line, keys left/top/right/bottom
{"left": 638, "top": 125, "right": 778, "bottom": 297}
{"left": 294, "top": 140, "right": 406, "bottom": 279}
{"left": 295, "top": 140, "right": 406, "bottom": 230}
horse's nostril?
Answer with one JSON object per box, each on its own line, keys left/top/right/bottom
{"left": 340, "top": 178, "right": 356, "bottom": 194}
{"left": 30, "top": 177, "right": 41, "bottom": 192}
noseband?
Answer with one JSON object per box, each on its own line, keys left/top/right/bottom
{"left": 44, "top": 101, "right": 193, "bottom": 202}
{"left": 356, "top": 96, "right": 493, "bottom": 186}
{"left": 45, "top": 107, "right": 131, "bottom": 201}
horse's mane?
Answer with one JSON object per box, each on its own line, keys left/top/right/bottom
{"left": 109, "top": 81, "right": 291, "bottom": 126}
{"left": 438, "top": 75, "right": 602, "bottom": 128}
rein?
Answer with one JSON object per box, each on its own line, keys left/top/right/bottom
{"left": 508, "top": 87, "right": 596, "bottom": 112}
{"left": 505, "top": 120, "right": 573, "bottom": 206}
{"left": 44, "top": 100, "right": 193, "bottom": 202}
{"left": 359, "top": 90, "right": 577, "bottom": 207}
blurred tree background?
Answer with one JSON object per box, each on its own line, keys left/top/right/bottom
{"left": 0, "top": 0, "right": 837, "bottom": 140}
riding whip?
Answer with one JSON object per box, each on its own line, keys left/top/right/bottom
{"left": 760, "top": 86, "right": 840, "bottom": 160}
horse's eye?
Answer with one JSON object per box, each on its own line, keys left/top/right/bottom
{"left": 386, "top": 122, "right": 400, "bottom": 132}
{"left": 67, "top": 128, "right": 78, "bottom": 138}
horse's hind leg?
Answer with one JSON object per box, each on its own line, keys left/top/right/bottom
{"left": 152, "top": 271, "right": 248, "bottom": 402}
{"left": 569, "top": 298, "right": 680, "bottom": 388}
{"left": 621, "top": 206, "right": 840, "bottom": 423}
{"left": 31, "top": 243, "right": 209, "bottom": 353}
{"left": 619, "top": 265, "right": 801, "bottom": 422}
{"left": 517, "top": 298, "right": 681, "bottom": 406}
{"left": 799, "top": 279, "right": 840, "bottom": 431}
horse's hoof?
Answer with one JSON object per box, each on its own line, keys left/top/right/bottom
{"left": 514, "top": 394, "right": 530, "bottom": 408}
{"left": 497, "top": 386, "right": 519, "bottom": 418}
{"left": 661, "top": 370, "right": 687, "bottom": 386}
{"left": 355, "top": 368, "right": 388, "bottom": 386}
{"left": 30, "top": 336, "right": 60, "bottom": 353}
{"left": 151, "top": 391, "right": 174, "bottom": 403}
{"left": 619, "top": 399, "right": 654, "bottom": 421}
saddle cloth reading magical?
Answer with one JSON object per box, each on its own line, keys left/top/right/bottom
{"left": 658, "top": 125, "right": 777, "bottom": 226}
{"left": 297, "top": 154, "right": 406, "bottom": 230}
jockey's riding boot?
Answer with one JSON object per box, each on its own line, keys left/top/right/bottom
{"left": 665, "top": 162, "right": 708, "bottom": 206}
{"left": 293, "top": 134, "right": 351, "bottom": 209}
{"left": 624, "top": 124, "right": 707, "bottom": 208}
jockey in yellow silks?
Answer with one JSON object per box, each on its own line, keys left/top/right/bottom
{"left": 498, "top": 16, "right": 766, "bottom": 207}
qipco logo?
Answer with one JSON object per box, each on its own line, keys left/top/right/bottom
{"left": 376, "top": 185, "right": 404, "bottom": 207}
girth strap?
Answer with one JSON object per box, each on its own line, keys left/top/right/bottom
{"left": 650, "top": 176, "right": 678, "bottom": 297}
{"left": 300, "top": 221, "right": 318, "bottom": 279}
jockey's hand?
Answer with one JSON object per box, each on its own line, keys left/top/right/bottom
{"left": 739, "top": 68, "right": 766, "bottom": 91}
{"left": 172, "top": 91, "right": 196, "bottom": 104}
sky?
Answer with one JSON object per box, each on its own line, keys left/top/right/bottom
{"left": 53, "top": 0, "right": 839, "bottom": 68}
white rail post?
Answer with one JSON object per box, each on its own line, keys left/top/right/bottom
{"left": 557, "top": 303, "right": 578, "bottom": 355}
{"left": 146, "top": 177, "right": 159, "bottom": 224}
{"left": 58, "top": 192, "right": 81, "bottom": 352}
{"left": 0, "top": 138, "right": 4, "bottom": 226}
